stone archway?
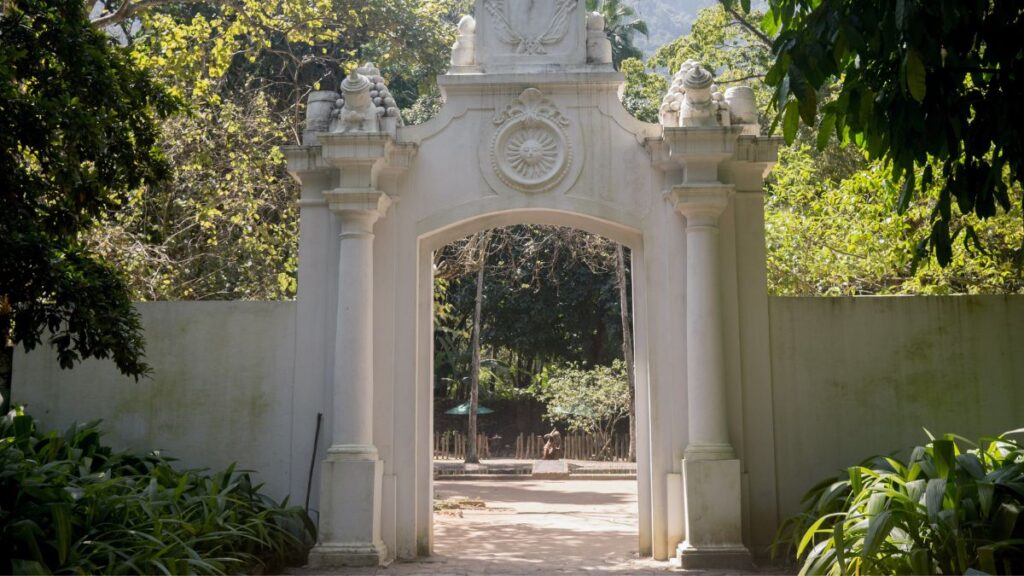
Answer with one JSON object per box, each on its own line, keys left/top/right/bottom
{"left": 415, "top": 208, "right": 651, "bottom": 559}
{"left": 284, "top": 0, "right": 781, "bottom": 569}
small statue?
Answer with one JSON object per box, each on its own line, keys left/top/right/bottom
{"left": 329, "top": 63, "right": 401, "bottom": 134}
{"left": 586, "top": 12, "right": 612, "bottom": 65}
{"left": 659, "top": 59, "right": 732, "bottom": 128}
{"left": 542, "top": 428, "right": 563, "bottom": 460}
{"left": 334, "top": 69, "right": 378, "bottom": 133}
{"left": 680, "top": 63, "right": 730, "bottom": 127}
{"left": 451, "top": 15, "right": 476, "bottom": 67}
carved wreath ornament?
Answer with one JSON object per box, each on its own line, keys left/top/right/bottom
{"left": 492, "top": 88, "right": 572, "bottom": 193}
{"left": 483, "top": 0, "right": 578, "bottom": 55}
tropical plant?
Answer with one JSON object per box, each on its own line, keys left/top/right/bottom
{"left": 0, "top": 407, "right": 315, "bottom": 574}
{"left": 586, "top": 0, "right": 649, "bottom": 69}
{"left": 0, "top": 0, "right": 179, "bottom": 377}
{"left": 775, "top": 431, "right": 1024, "bottom": 575}
{"left": 532, "top": 361, "right": 630, "bottom": 460}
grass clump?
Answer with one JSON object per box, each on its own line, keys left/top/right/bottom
{"left": 0, "top": 407, "right": 315, "bottom": 574}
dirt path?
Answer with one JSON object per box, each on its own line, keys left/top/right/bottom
{"left": 288, "top": 478, "right": 789, "bottom": 574}
{"left": 290, "top": 478, "right": 676, "bottom": 575}
{"left": 431, "top": 479, "right": 659, "bottom": 573}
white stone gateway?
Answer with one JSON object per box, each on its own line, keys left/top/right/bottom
{"left": 285, "top": 0, "right": 780, "bottom": 568}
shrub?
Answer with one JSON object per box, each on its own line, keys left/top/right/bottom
{"left": 532, "top": 361, "right": 630, "bottom": 460}
{"left": 0, "top": 407, "right": 315, "bottom": 574}
{"left": 774, "top": 431, "right": 1024, "bottom": 575}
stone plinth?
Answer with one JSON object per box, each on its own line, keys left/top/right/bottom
{"left": 677, "top": 458, "right": 752, "bottom": 570}
{"left": 532, "top": 459, "right": 570, "bottom": 479}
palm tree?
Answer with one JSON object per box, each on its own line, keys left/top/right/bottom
{"left": 586, "top": 0, "right": 649, "bottom": 69}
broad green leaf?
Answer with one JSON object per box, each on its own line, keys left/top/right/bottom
{"left": 905, "top": 50, "right": 927, "bottom": 102}
{"left": 817, "top": 112, "right": 836, "bottom": 151}
{"left": 866, "top": 492, "right": 887, "bottom": 516}
{"left": 926, "top": 478, "right": 947, "bottom": 523}
{"left": 932, "top": 219, "right": 953, "bottom": 267}
{"left": 51, "top": 502, "right": 72, "bottom": 565}
{"left": 910, "top": 548, "right": 931, "bottom": 574}
{"left": 978, "top": 481, "right": 995, "bottom": 518}
{"left": 861, "top": 509, "right": 893, "bottom": 559}
{"left": 958, "top": 453, "right": 986, "bottom": 480}
{"left": 797, "top": 512, "right": 844, "bottom": 557}
{"left": 833, "top": 520, "right": 846, "bottom": 575}
{"left": 848, "top": 467, "right": 863, "bottom": 496}
{"left": 798, "top": 83, "right": 818, "bottom": 125}
{"left": 784, "top": 99, "right": 800, "bottom": 144}
{"left": 897, "top": 170, "right": 915, "bottom": 214}
{"left": 933, "top": 439, "right": 955, "bottom": 479}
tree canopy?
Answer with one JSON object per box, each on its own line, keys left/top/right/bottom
{"left": 745, "top": 0, "right": 1024, "bottom": 268}
{"left": 0, "top": 0, "right": 179, "bottom": 376}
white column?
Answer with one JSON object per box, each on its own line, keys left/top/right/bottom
{"left": 672, "top": 185, "right": 752, "bottom": 570}
{"left": 309, "top": 190, "right": 391, "bottom": 568}
{"left": 330, "top": 208, "right": 379, "bottom": 458}
{"left": 675, "top": 189, "right": 733, "bottom": 461}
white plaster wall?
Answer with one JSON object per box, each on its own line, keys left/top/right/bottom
{"left": 770, "top": 295, "right": 1024, "bottom": 522}
{"left": 12, "top": 301, "right": 298, "bottom": 502}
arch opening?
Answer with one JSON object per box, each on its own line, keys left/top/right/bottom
{"left": 413, "top": 212, "right": 654, "bottom": 565}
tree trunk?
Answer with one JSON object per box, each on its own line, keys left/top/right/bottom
{"left": 466, "top": 232, "right": 491, "bottom": 464}
{"left": 616, "top": 245, "right": 637, "bottom": 462}
{"left": 0, "top": 296, "right": 11, "bottom": 413}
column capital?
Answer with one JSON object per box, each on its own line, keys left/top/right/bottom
{"left": 324, "top": 189, "right": 392, "bottom": 230}
{"left": 669, "top": 185, "right": 733, "bottom": 227}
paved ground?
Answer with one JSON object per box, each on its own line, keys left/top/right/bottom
{"left": 289, "top": 479, "right": 784, "bottom": 575}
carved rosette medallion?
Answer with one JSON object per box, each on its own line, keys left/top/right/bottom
{"left": 491, "top": 88, "right": 572, "bottom": 193}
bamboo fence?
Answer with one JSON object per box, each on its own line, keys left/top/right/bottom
{"left": 433, "top": 431, "right": 630, "bottom": 461}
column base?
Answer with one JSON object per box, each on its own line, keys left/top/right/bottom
{"left": 675, "top": 542, "right": 753, "bottom": 570}
{"left": 314, "top": 453, "right": 387, "bottom": 566}
{"left": 677, "top": 457, "right": 751, "bottom": 570}
{"left": 307, "top": 542, "right": 387, "bottom": 568}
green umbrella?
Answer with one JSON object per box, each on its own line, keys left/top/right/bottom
{"left": 445, "top": 401, "right": 494, "bottom": 415}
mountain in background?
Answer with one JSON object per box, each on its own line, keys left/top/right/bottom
{"left": 632, "top": 0, "right": 715, "bottom": 56}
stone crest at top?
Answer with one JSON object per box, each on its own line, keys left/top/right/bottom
{"left": 452, "top": 0, "right": 611, "bottom": 73}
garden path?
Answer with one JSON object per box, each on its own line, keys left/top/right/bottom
{"left": 289, "top": 479, "right": 783, "bottom": 575}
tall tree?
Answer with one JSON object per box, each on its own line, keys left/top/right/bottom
{"left": 745, "top": 0, "right": 1024, "bottom": 268}
{"left": 622, "top": 3, "right": 1023, "bottom": 294}
{"left": 1, "top": 0, "right": 178, "bottom": 377}
{"left": 89, "top": 0, "right": 466, "bottom": 301}
{"left": 614, "top": 245, "right": 636, "bottom": 461}
{"left": 586, "top": 0, "right": 649, "bottom": 69}
{"left": 465, "top": 231, "right": 491, "bottom": 464}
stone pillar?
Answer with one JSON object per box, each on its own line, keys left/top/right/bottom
{"left": 676, "top": 187, "right": 733, "bottom": 461}
{"left": 308, "top": 190, "right": 391, "bottom": 567}
{"left": 672, "top": 185, "right": 752, "bottom": 569}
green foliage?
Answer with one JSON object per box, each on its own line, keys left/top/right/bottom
{"left": 750, "top": 0, "right": 1024, "bottom": 268}
{"left": 90, "top": 92, "right": 299, "bottom": 300}
{"left": 93, "top": 0, "right": 466, "bottom": 301}
{"left": 775, "top": 431, "right": 1024, "bottom": 575}
{"left": 586, "top": 0, "right": 649, "bottom": 69}
{"left": 532, "top": 361, "right": 630, "bottom": 459}
{"left": 433, "top": 226, "right": 628, "bottom": 406}
{"left": 0, "top": 0, "right": 180, "bottom": 376}
{"left": 619, "top": 58, "right": 666, "bottom": 123}
{"left": 0, "top": 407, "right": 314, "bottom": 574}
{"left": 766, "top": 145, "right": 1024, "bottom": 295}
{"left": 652, "top": 3, "right": 772, "bottom": 123}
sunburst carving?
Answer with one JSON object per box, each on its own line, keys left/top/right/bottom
{"left": 490, "top": 88, "right": 572, "bottom": 193}
{"left": 506, "top": 128, "right": 560, "bottom": 180}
